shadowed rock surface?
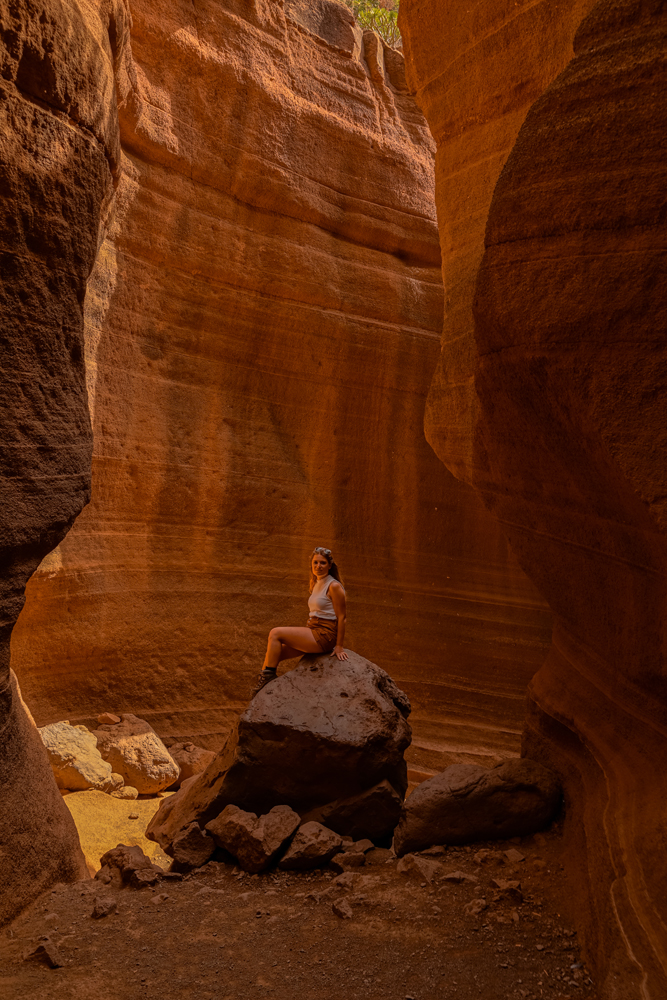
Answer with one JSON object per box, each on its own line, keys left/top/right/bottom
{"left": 0, "top": 0, "right": 136, "bottom": 923}
{"left": 394, "top": 760, "right": 562, "bottom": 856}
{"left": 301, "top": 779, "right": 403, "bottom": 843}
{"left": 402, "top": 0, "right": 667, "bottom": 993}
{"left": 147, "top": 652, "right": 411, "bottom": 852}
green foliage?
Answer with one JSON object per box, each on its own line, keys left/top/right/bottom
{"left": 344, "top": 0, "right": 402, "bottom": 50}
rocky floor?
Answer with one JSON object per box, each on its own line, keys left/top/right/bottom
{"left": 1, "top": 822, "right": 598, "bottom": 1000}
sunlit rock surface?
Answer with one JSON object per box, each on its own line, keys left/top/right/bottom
{"left": 402, "top": 0, "right": 667, "bottom": 994}
{"left": 11, "top": 0, "right": 551, "bottom": 771}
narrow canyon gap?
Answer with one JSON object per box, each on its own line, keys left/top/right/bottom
{"left": 10, "top": 0, "right": 550, "bottom": 783}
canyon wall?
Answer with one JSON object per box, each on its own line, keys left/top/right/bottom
{"left": 0, "top": 0, "right": 135, "bottom": 922}
{"left": 402, "top": 0, "right": 667, "bottom": 994}
{"left": 10, "top": 0, "right": 551, "bottom": 773}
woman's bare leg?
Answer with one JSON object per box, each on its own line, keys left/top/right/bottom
{"left": 276, "top": 642, "right": 306, "bottom": 664}
{"left": 263, "top": 626, "right": 322, "bottom": 670}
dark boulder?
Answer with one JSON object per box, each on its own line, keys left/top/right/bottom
{"left": 147, "top": 652, "right": 411, "bottom": 853}
{"left": 394, "top": 759, "right": 562, "bottom": 856}
{"left": 300, "top": 779, "right": 403, "bottom": 843}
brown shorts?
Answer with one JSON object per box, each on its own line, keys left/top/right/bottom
{"left": 307, "top": 616, "right": 338, "bottom": 653}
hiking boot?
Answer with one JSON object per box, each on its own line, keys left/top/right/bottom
{"left": 251, "top": 668, "right": 277, "bottom": 698}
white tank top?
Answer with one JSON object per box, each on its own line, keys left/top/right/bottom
{"left": 308, "top": 574, "right": 341, "bottom": 621}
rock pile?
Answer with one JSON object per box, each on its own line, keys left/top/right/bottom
{"left": 147, "top": 652, "right": 412, "bottom": 853}
{"left": 38, "top": 712, "right": 186, "bottom": 799}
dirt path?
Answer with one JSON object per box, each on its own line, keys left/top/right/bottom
{"left": 1, "top": 823, "right": 598, "bottom": 1000}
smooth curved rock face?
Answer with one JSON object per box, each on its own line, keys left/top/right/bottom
{"left": 401, "top": 0, "right": 667, "bottom": 993}
{"left": 0, "top": 0, "right": 133, "bottom": 923}
{"left": 11, "top": 0, "right": 552, "bottom": 775}
{"left": 393, "top": 760, "right": 561, "bottom": 856}
{"left": 147, "top": 651, "right": 411, "bottom": 851}
{"left": 471, "top": 3, "right": 667, "bottom": 994}
{"left": 399, "top": 0, "right": 597, "bottom": 485}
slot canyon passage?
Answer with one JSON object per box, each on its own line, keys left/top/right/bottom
{"left": 0, "top": 1, "right": 666, "bottom": 999}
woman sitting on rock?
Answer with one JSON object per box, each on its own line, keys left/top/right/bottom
{"left": 253, "top": 546, "right": 348, "bottom": 695}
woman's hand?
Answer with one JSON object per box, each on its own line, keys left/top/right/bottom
{"left": 334, "top": 645, "right": 349, "bottom": 661}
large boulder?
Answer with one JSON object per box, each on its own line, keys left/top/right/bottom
{"left": 39, "top": 721, "right": 114, "bottom": 791}
{"left": 147, "top": 652, "right": 411, "bottom": 852}
{"left": 205, "top": 805, "right": 300, "bottom": 873}
{"left": 394, "top": 759, "right": 562, "bottom": 855}
{"left": 92, "top": 715, "right": 179, "bottom": 795}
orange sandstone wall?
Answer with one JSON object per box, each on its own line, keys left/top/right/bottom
{"left": 0, "top": 0, "right": 134, "bottom": 922}
{"left": 402, "top": 0, "right": 667, "bottom": 994}
{"left": 400, "top": 0, "right": 598, "bottom": 485}
{"left": 11, "top": 0, "right": 551, "bottom": 768}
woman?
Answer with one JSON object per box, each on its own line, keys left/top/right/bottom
{"left": 252, "top": 546, "right": 349, "bottom": 695}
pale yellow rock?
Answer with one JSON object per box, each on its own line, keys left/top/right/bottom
{"left": 39, "top": 721, "right": 113, "bottom": 791}
{"left": 110, "top": 785, "right": 138, "bottom": 800}
{"left": 63, "top": 789, "right": 172, "bottom": 873}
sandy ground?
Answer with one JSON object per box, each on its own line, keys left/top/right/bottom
{"left": 62, "top": 790, "right": 172, "bottom": 874}
{"left": 1, "top": 819, "right": 598, "bottom": 1000}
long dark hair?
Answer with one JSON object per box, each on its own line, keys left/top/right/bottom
{"left": 309, "top": 546, "right": 344, "bottom": 593}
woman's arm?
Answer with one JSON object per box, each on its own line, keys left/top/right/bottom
{"left": 329, "top": 581, "right": 349, "bottom": 661}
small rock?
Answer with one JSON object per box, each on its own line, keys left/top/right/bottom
{"left": 128, "top": 813, "right": 139, "bottom": 820}
{"left": 504, "top": 848, "right": 526, "bottom": 864}
{"left": 171, "top": 822, "right": 215, "bottom": 870}
{"left": 329, "top": 852, "right": 366, "bottom": 873}
{"left": 442, "top": 870, "right": 478, "bottom": 884}
{"left": 332, "top": 898, "right": 353, "bottom": 919}
{"left": 24, "top": 937, "right": 65, "bottom": 968}
{"left": 206, "top": 804, "right": 300, "bottom": 873}
{"left": 473, "top": 849, "right": 505, "bottom": 866}
{"left": 332, "top": 872, "right": 362, "bottom": 889}
{"left": 151, "top": 893, "right": 169, "bottom": 905}
{"left": 352, "top": 838, "right": 374, "bottom": 854}
{"left": 396, "top": 853, "right": 443, "bottom": 883}
{"left": 419, "top": 845, "right": 447, "bottom": 857}
{"left": 110, "top": 785, "right": 138, "bottom": 800}
{"left": 464, "top": 897, "right": 487, "bottom": 916}
{"left": 100, "top": 844, "right": 155, "bottom": 885}
{"left": 278, "top": 822, "right": 342, "bottom": 871}
{"left": 97, "top": 713, "right": 121, "bottom": 725}
{"left": 130, "top": 868, "right": 160, "bottom": 888}
{"left": 102, "top": 772, "right": 125, "bottom": 794}
{"left": 94, "top": 865, "right": 114, "bottom": 886}
{"left": 91, "top": 896, "right": 117, "bottom": 919}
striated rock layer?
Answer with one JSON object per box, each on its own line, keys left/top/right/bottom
{"left": 403, "top": 0, "right": 667, "bottom": 993}
{"left": 0, "top": 0, "right": 135, "bottom": 922}
{"left": 11, "top": 0, "right": 551, "bottom": 768}
{"left": 400, "top": 0, "right": 598, "bottom": 485}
